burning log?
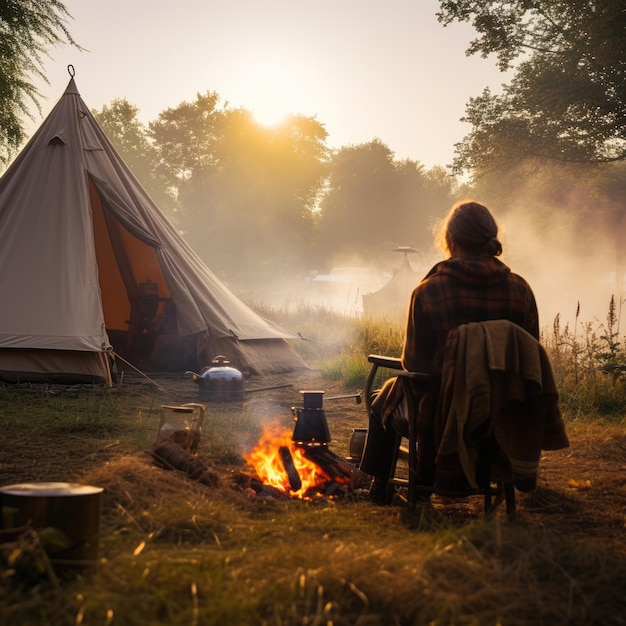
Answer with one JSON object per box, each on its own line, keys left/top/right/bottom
{"left": 301, "top": 446, "right": 356, "bottom": 481}
{"left": 323, "top": 480, "right": 349, "bottom": 498}
{"left": 278, "top": 446, "right": 302, "bottom": 492}
{"left": 243, "top": 422, "right": 372, "bottom": 499}
{"left": 253, "top": 483, "right": 289, "bottom": 501}
{"left": 301, "top": 446, "right": 372, "bottom": 491}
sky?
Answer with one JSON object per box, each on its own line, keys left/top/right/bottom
{"left": 33, "top": 0, "right": 508, "bottom": 170}
{"left": 25, "top": 2, "right": 623, "bottom": 327}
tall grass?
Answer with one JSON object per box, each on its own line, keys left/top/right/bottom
{"left": 253, "top": 300, "right": 405, "bottom": 388}
{"left": 544, "top": 296, "right": 626, "bottom": 420}
{"left": 259, "top": 296, "right": 626, "bottom": 421}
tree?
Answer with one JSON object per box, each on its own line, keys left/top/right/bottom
{"left": 316, "top": 140, "right": 455, "bottom": 265}
{"left": 204, "top": 110, "right": 328, "bottom": 279}
{"left": 149, "top": 95, "right": 329, "bottom": 282}
{"left": 149, "top": 91, "right": 224, "bottom": 196}
{"left": 0, "top": 0, "right": 80, "bottom": 166}
{"left": 438, "top": 0, "right": 626, "bottom": 174}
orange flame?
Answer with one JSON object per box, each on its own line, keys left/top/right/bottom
{"left": 244, "top": 423, "right": 330, "bottom": 499}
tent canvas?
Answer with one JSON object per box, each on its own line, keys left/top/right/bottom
{"left": 362, "top": 255, "right": 419, "bottom": 319}
{"left": 0, "top": 75, "right": 307, "bottom": 383}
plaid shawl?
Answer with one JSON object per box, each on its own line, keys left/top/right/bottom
{"left": 372, "top": 255, "right": 540, "bottom": 427}
{"left": 402, "top": 255, "right": 539, "bottom": 374}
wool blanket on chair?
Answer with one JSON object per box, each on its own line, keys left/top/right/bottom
{"left": 435, "top": 320, "right": 569, "bottom": 495}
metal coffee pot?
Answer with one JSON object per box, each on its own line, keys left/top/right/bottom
{"left": 291, "top": 390, "right": 361, "bottom": 447}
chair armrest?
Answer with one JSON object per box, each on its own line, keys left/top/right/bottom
{"left": 364, "top": 355, "right": 438, "bottom": 415}
{"left": 367, "top": 355, "right": 435, "bottom": 383}
{"left": 397, "top": 371, "right": 438, "bottom": 385}
{"left": 367, "top": 354, "right": 403, "bottom": 370}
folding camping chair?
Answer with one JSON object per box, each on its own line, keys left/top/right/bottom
{"left": 362, "top": 321, "right": 543, "bottom": 520}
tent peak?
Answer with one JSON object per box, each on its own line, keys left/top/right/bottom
{"left": 63, "top": 65, "right": 79, "bottom": 96}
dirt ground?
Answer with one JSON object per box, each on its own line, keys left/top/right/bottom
{"left": 2, "top": 368, "right": 625, "bottom": 558}
{"left": 323, "top": 373, "right": 626, "bottom": 559}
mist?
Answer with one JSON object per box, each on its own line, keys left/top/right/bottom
{"left": 499, "top": 188, "right": 623, "bottom": 335}
{"left": 235, "top": 192, "right": 624, "bottom": 339}
{"left": 237, "top": 250, "right": 435, "bottom": 319}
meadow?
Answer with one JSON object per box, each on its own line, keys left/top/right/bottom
{"left": 1, "top": 303, "right": 626, "bottom": 625}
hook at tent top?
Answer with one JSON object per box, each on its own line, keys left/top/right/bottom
{"left": 67, "top": 64, "right": 75, "bottom": 77}
{"left": 392, "top": 246, "right": 419, "bottom": 260}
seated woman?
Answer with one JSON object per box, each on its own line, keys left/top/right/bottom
{"left": 359, "top": 200, "right": 540, "bottom": 503}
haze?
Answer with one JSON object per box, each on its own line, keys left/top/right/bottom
{"left": 28, "top": 0, "right": 622, "bottom": 333}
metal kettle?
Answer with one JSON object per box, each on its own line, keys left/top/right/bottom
{"left": 291, "top": 390, "right": 361, "bottom": 447}
{"left": 185, "top": 355, "right": 244, "bottom": 402}
{"left": 292, "top": 391, "right": 330, "bottom": 447}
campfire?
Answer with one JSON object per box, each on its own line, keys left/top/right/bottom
{"left": 244, "top": 423, "right": 354, "bottom": 500}
{"left": 242, "top": 391, "right": 365, "bottom": 500}
{"left": 150, "top": 390, "right": 367, "bottom": 501}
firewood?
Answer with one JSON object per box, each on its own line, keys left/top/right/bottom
{"left": 278, "top": 446, "right": 302, "bottom": 492}
{"left": 301, "top": 446, "right": 354, "bottom": 480}
{"left": 148, "top": 440, "right": 221, "bottom": 487}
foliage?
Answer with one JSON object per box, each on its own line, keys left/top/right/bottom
{"left": 1, "top": 378, "right": 626, "bottom": 624}
{"left": 316, "top": 140, "right": 456, "bottom": 265}
{"left": 1, "top": 302, "right": 626, "bottom": 622}
{"left": 248, "top": 298, "right": 406, "bottom": 388}
{"left": 248, "top": 300, "right": 347, "bottom": 364}
{"left": 597, "top": 294, "right": 623, "bottom": 370}
{"left": 0, "top": 384, "right": 126, "bottom": 436}
{"left": 0, "top": 0, "right": 81, "bottom": 166}
{"left": 437, "top": 0, "right": 626, "bottom": 174}
{"left": 148, "top": 97, "right": 329, "bottom": 281}
{"left": 271, "top": 298, "right": 626, "bottom": 419}
{"left": 544, "top": 297, "right": 626, "bottom": 419}
{"left": 200, "top": 110, "right": 329, "bottom": 280}
{"left": 318, "top": 315, "right": 406, "bottom": 387}
{"left": 88, "top": 90, "right": 460, "bottom": 286}
{"left": 149, "top": 91, "right": 224, "bottom": 193}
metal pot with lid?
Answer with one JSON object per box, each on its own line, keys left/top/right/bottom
{"left": 291, "top": 390, "right": 362, "bottom": 448}
{"left": 185, "top": 355, "right": 244, "bottom": 402}
{"left": 0, "top": 481, "right": 103, "bottom": 564}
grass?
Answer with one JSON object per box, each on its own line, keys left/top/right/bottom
{"left": 3, "top": 405, "right": 626, "bottom": 626}
{"left": 272, "top": 297, "right": 626, "bottom": 422}
{"left": 543, "top": 297, "right": 626, "bottom": 420}
{"left": 3, "top": 426, "right": 626, "bottom": 626}
{"left": 2, "top": 302, "right": 626, "bottom": 624}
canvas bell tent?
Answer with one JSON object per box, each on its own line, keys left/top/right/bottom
{"left": 0, "top": 74, "right": 307, "bottom": 384}
{"left": 362, "top": 250, "right": 420, "bottom": 319}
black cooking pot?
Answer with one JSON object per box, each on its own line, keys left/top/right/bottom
{"left": 185, "top": 355, "right": 244, "bottom": 402}
{"left": 292, "top": 390, "right": 331, "bottom": 446}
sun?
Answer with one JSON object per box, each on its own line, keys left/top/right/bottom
{"left": 238, "top": 63, "right": 311, "bottom": 126}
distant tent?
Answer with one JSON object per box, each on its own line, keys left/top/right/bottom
{"left": 362, "top": 255, "right": 419, "bottom": 319}
{"left": 0, "top": 73, "right": 307, "bottom": 384}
